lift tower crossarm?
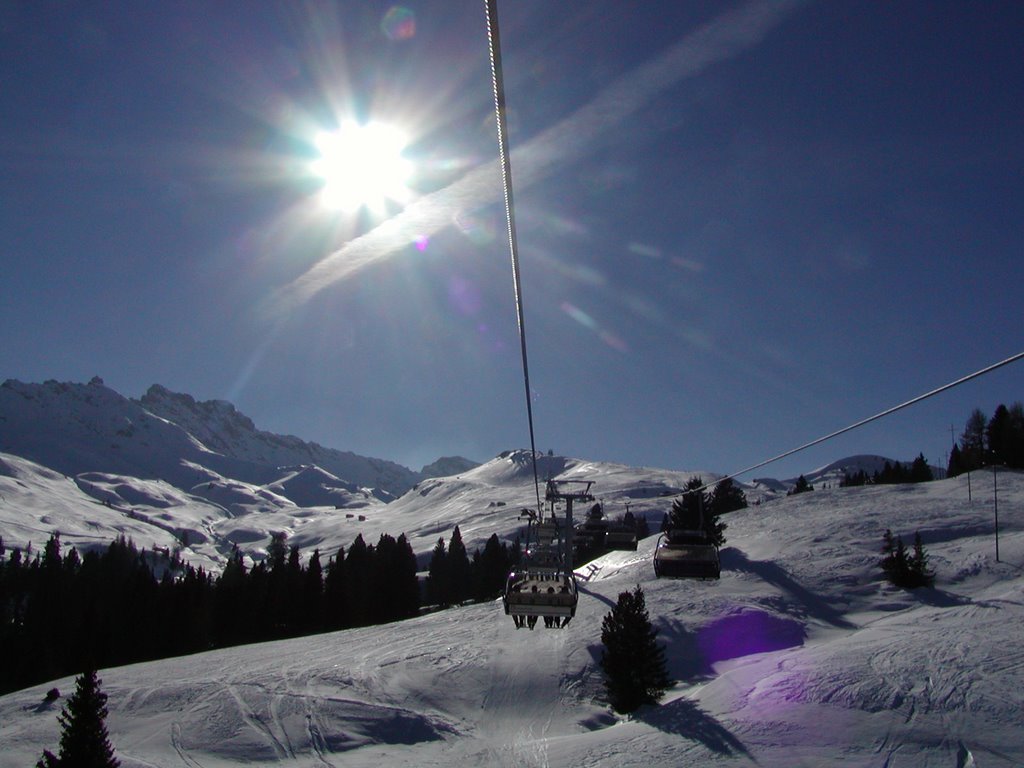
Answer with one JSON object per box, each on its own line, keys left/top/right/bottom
{"left": 544, "top": 479, "right": 595, "bottom": 575}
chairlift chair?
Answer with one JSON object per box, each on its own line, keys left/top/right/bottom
{"left": 502, "top": 479, "right": 594, "bottom": 628}
{"left": 653, "top": 528, "right": 721, "bottom": 579}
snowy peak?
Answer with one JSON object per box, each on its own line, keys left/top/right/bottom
{"left": 419, "top": 456, "right": 480, "bottom": 478}
{"left": 136, "top": 383, "right": 419, "bottom": 496}
{"left": 0, "top": 377, "right": 217, "bottom": 484}
{"left": 138, "top": 384, "right": 256, "bottom": 454}
{"left": 0, "top": 377, "right": 424, "bottom": 499}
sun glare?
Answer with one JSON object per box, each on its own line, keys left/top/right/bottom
{"left": 311, "top": 122, "right": 412, "bottom": 213}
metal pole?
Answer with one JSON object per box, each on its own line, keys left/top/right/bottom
{"left": 565, "top": 497, "right": 574, "bottom": 574}
{"left": 993, "top": 464, "right": 1000, "bottom": 563}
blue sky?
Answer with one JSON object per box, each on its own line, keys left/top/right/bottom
{"left": 1, "top": 1, "right": 1022, "bottom": 481}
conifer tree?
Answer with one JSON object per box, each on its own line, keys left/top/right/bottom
{"left": 37, "top": 668, "right": 119, "bottom": 768}
{"left": 668, "top": 477, "right": 707, "bottom": 531}
{"left": 960, "top": 408, "right": 988, "bottom": 472}
{"left": 447, "top": 526, "right": 471, "bottom": 605}
{"left": 600, "top": 586, "right": 671, "bottom": 714}
{"left": 947, "top": 444, "right": 965, "bottom": 478}
{"left": 393, "top": 534, "right": 420, "bottom": 619}
{"left": 427, "top": 537, "right": 449, "bottom": 606}
{"left": 344, "top": 535, "right": 371, "bottom": 626}
{"left": 909, "top": 453, "right": 933, "bottom": 483}
{"left": 301, "top": 549, "right": 323, "bottom": 632}
{"left": 880, "top": 529, "right": 908, "bottom": 585}
{"left": 668, "top": 478, "right": 726, "bottom": 546}
{"left": 473, "top": 534, "right": 511, "bottom": 600}
{"left": 708, "top": 478, "right": 747, "bottom": 515}
{"left": 788, "top": 475, "right": 814, "bottom": 495}
{"left": 322, "top": 546, "right": 348, "bottom": 630}
{"left": 881, "top": 529, "right": 934, "bottom": 588}
{"left": 909, "top": 532, "right": 935, "bottom": 587}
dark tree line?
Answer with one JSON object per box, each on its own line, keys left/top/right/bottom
{"left": 948, "top": 403, "right": 1024, "bottom": 476}
{"left": 426, "top": 526, "right": 521, "bottom": 607}
{"left": 0, "top": 530, "right": 419, "bottom": 696}
{"left": 2, "top": 525, "right": 524, "bottom": 695}
{"left": 840, "top": 454, "right": 934, "bottom": 487}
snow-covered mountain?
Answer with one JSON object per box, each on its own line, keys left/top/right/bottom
{"left": 0, "top": 377, "right": 489, "bottom": 565}
{"left": 0, "top": 376, "right": 940, "bottom": 569}
{"left": 751, "top": 454, "right": 936, "bottom": 493}
{"left": 138, "top": 383, "right": 426, "bottom": 497}
{"left": 2, "top": 469, "right": 1021, "bottom": 766}
{"left": 0, "top": 377, "right": 433, "bottom": 497}
{"left": 0, "top": 446, "right": 712, "bottom": 570}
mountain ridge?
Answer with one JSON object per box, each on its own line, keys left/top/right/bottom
{"left": 0, "top": 376, "right": 920, "bottom": 569}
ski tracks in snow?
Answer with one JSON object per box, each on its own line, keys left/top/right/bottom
{"left": 480, "top": 624, "right": 568, "bottom": 767}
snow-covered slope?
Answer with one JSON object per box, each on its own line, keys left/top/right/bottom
{"left": 3, "top": 471, "right": 1021, "bottom": 767}
{"left": 0, "top": 444, "right": 725, "bottom": 569}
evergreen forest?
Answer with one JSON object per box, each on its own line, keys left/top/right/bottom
{"left": 0, "top": 528, "right": 519, "bottom": 696}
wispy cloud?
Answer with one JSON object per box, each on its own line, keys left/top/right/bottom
{"left": 269, "top": 0, "right": 806, "bottom": 316}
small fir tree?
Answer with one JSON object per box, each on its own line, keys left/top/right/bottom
{"left": 788, "top": 475, "right": 814, "bottom": 495}
{"left": 600, "top": 586, "right": 671, "bottom": 714}
{"left": 37, "top": 668, "right": 119, "bottom": 768}
{"left": 708, "top": 477, "right": 747, "bottom": 515}
{"left": 668, "top": 478, "right": 726, "bottom": 547}
{"left": 909, "top": 532, "right": 935, "bottom": 587}
{"left": 881, "top": 529, "right": 934, "bottom": 588}
{"left": 427, "top": 537, "right": 449, "bottom": 606}
{"left": 946, "top": 443, "right": 965, "bottom": 478}
{"left": 668, "top": 477, "right": 707, "bottom": 531}
{"left": 909, "top": 454, "right": 934, "bottom": 483}
{"left": 447, "top": 526, "right": 472, "bottom": 605}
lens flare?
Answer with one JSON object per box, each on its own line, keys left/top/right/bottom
{"left": 381, "top": 7, "right": 416, "bottom": 41}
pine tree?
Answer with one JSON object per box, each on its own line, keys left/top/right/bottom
{"left": 880, "top": 529, "right": 910, "bottom": 586}
{"left": 473, "top": 534, "right": 510, "bottom": 601}
{"left": 947, "top": 444, "right": 965, "bottom": 478}
{"left": 322, "top": 546, "right": 348, "bottom": 630}
{"left": 301, "top": 549, "right": 323, "bottom": 632}
{"left": 393, "top": 534, "right": 421, "bottom": 619}
{"left": 909, "top": 532, "right": 935, "bottom": 588}
{"left": 427, "top": 537, "right": 449, "bottom": 607}
{"left": 668, "top": 477, "right": 707, "bottom": 531}
{"left": 668, "top": 478, "right": 726, "bottom": 546}
{"left": 344, "top": 535, "right": 371, "bottom": 627}
{"left": 788, "top": 475, "right": 813, "bottom": 495}
{"left": 881, "top": 529, "right": 934, "bottom": 588}
{"left": 600, "top": 586, "right": 671, "bottom": 714}
{"left": 37, "top": 669, "right": 119, "bottom": 768}
{"left": 708, "top": 477, "right": 747, "bottom": 515}
{"left": 909, "top": 453, "right": 933, "bottom": 483}
{"left": 447, "top": 526, "right": 471, "bottom": 605}
{"left": 961, "top": 408, "right": 988, "bottom": 472}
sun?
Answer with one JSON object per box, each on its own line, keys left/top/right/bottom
{"left": 310, "top": 122, "right": 412, "bottom": 214}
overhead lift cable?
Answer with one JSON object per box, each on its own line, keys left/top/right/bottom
{"left": 485, "top": 0, "right": 542, "bottom": 513}
{"left": 695, "top": 349, "right": 1024, "bottom": 495}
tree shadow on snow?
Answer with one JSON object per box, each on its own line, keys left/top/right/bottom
{"left": 637, "top": 698, "right": 752, "bottom": 758}
{"left": 577, "top": 583, "right": 617, "bottom": 611}
{"left": 911, "top": 587, "right": 972, "bottom": 607}
{"left": 721, "top": 547, "right": 855, "bottom": 629}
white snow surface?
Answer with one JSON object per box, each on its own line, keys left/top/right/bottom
{"left": 3, "top": 468, "right": 1022, "bottom": 767}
